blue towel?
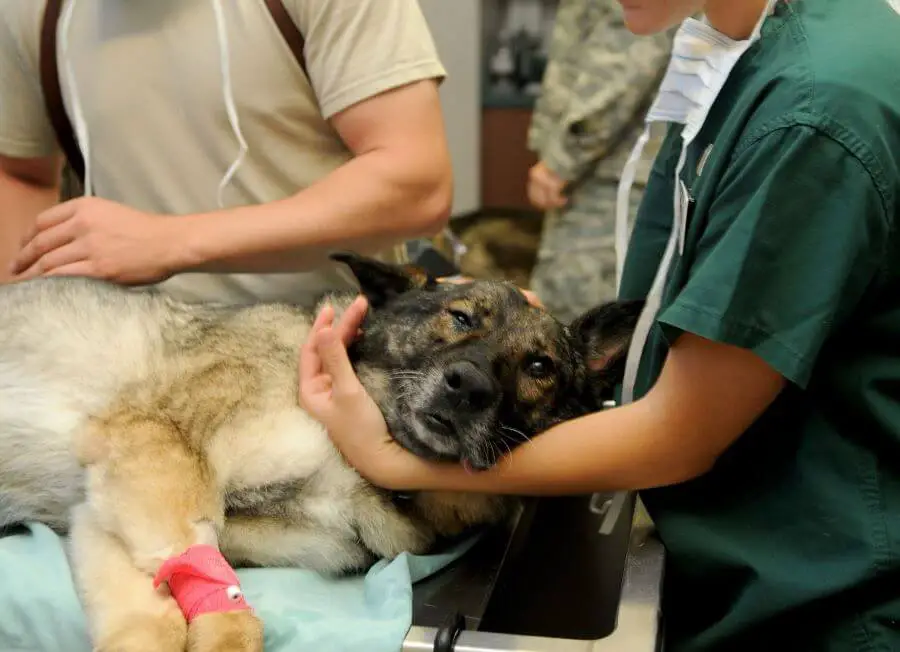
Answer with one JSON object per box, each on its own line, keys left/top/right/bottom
{"left": 0, "top": 522, "right": 476, "bottom": 652}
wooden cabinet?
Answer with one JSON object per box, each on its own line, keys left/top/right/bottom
{"left": 479, "top": 0, "right": 557, "bottom": 213}
{"left": 480, "top": 108, "right": 539, "bottom": 212}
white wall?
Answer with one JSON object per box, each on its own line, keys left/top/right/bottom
{"left": 419, "top": 0, "right": 482, "bottom": 217}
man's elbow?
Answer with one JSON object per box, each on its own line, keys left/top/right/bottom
{"left": 366, "top": 140, "right": 452, "bottom": 238}
{"left": 390, "top": 151, "right": 451, "bottom": 237}
{"left": 414, "top": 169, "right": 452, "bottom": 236}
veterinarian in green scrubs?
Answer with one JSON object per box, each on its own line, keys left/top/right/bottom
{"left": 299, "top": 0, "right": 900, "bottom": 650}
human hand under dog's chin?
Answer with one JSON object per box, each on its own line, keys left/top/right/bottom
{"left": 298, "top": 296, "right": 435, "bottom": 490}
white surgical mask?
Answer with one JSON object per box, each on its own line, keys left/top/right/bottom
{"left": 60, "top": 0, "right": 247, "bottom": 207}
{"left": 614, "top": 1, "right": 779, "bottom": 405}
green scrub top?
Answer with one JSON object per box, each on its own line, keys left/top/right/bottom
{"left": 617, "top": 1, "right": 900, "bottom": 650}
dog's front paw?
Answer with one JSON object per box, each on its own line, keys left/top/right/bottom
{"left": 187, "top": 611, "right": 264, "bottom": 652}
{"left": 94, "top": 613, "right": 187, "bottom": 652}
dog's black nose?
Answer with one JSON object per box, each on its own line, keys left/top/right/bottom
{"left": 442, "top": 361, "right": 496, "bottom": 410}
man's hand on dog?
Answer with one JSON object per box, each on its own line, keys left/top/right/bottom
{"left": 11, "top": 197, "right": 179, "bottom": 284}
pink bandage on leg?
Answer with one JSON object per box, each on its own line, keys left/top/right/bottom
{"left": 153, "top": 544, "right": 252, "bottom": 623}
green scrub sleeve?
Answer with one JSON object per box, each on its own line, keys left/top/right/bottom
{"left": 657, "top": 124, "right": 891, "bottom": 388}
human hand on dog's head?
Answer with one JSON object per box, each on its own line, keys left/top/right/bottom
{"left": 301, "top": 253, "right": 643, "bottom": 492}
{"left": 299, "top": 295, "right": 435, "bottom": 490}
{"left": 438, "top": 275, "right": 544, "bottom": 309}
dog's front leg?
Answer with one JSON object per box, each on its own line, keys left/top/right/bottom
{"left": 73, "top": 415, "right": 263, "bottom": 652}
{"left": 69, "top": 503, "right": 188, "bottom": 652}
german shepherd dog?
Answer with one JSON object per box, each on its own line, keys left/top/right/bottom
{"left": 0, "top": 253, "right": 640, "bottom": 652}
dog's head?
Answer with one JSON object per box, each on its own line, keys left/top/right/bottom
{"left": 333, "top": 253, "right": 643, "bottom": 472}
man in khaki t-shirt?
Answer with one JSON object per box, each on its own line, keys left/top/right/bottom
{"left": 0, "top": 0, "right": 450, "bottom": 306}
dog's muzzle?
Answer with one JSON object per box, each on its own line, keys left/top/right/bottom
{"left": 423, "top": 361, "right": 498, "bottom": 434}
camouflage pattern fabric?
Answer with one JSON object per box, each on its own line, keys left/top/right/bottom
{"left": 528, "top": 0, "right": 673, "bottom": 321}
{"left": 530, "top": 183, "right": 644, "bottom": 322}
{"left": 527, "top": 0, "right": 673, "bottom": 187}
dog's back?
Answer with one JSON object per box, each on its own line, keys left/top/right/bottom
{"left": 0, "top": 278, "right": 190, "bottom": 528}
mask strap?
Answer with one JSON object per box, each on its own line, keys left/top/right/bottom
{"left": 620, "top": 141, "right": 687, "bottom": 405}
{"left": 674, "top": 145, "right": 689, "bottom": 255}
{"left": 755, "top": 0, "right": 781, "bottom": 38}
{"left": 619, "top": 1, "right": 779, "bottom": 405}
{"left": 614, "top": 123, "right": 651, "bottom": 296}
{"left": 211, "top": 0, "right": 248, "bottom": 209}
{"left": 59, "top": 0, "right": 92, "bottom": 197}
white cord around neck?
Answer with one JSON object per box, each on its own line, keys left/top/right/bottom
{"left": 211, "top": 0, "right": 249, "bottom": 209}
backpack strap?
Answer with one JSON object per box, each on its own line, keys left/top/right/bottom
{"left": 40, "top": 0, "right": 85, "bottom": 183}
{"left": 262, "top": 0, "right": 309, "bottom": 78}
{"left": 38, "top": 0, "right": 309, "bottom": 186}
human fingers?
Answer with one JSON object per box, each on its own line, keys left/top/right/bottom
{"left": 533, "top": 163, "right": 568, "bottom": 208}
{"left": 41, "top": 260, "right": 96, "bottom": 278}
{"left": 521, "top": 288, "right": 544, "bottom": 308}
{"left": 546, "top": 186, "right": 568, "bottom": 208}
{"left": 21, "top": 242, "right": 88, "bottom": 279}
{"left": 314, "top": 326, "right": 362, "bottom": 397}
{"left": 34, "top": 198, "right": 82, "bottom": 231}
{"left": 527, "top": 176, "right": 550, "bottom": 210}
{"left": 312, "top": 303, "right": 335, "bottom": 332}
{"left": 535, "top": 163, "right": 565, "bottom": 191}
{"left": 538, "top": 175, "right": 567, "bottom": 208}
{"left": 299, "top": 304, "right": 335, "bottom": 385}
{"left": 334, "top": 295, "right": 368, "bottom": 347}
{"left": 10, "top": 221, "right": 76, "bottom": 275}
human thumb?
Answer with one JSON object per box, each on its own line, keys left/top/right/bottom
{"left": 316, "top": 326, "right": 360, "bottom": 395}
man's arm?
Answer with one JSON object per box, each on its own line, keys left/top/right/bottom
{"left": 0, "top": 155, "right": 60, "bottom": 282}
{"left": 171, "top": 78, "right": 452, "bottom": 274}
{"left": 0, "top": 2, "right": 64, "bottom": 282}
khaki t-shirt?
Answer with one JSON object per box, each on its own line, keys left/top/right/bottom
{"left": 0, "top": 0, "right": 446, "bottom": 306}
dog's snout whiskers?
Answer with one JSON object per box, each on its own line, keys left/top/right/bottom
{"left": 500, "top": 424, "right": 531, "bottom": 444}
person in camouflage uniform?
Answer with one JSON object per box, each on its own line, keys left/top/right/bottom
{"left": 527, "top": 0, "right": 672, "bottom": 323}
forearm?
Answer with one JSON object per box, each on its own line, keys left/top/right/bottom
{"left": 394, "top": 331, "right": 784, "bottom": 496}
{"left": 404, "top": 397, "right": 712, "bottom": 496}
{"left": 173, "top": 146, "right": 452, "bottom": 274}
{"left": 0, "top": 170, "right": 58, "bottom": 282}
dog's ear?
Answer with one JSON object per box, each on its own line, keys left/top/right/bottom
{"left": 330, "top": 252, "right": 436, "bottom": 307}
{"left": 570, "top": 300, "right": 644, "bottom": 393}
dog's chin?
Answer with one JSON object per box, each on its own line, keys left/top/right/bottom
{"left": 386, "top": 411, "right": 499, "bottom": 472}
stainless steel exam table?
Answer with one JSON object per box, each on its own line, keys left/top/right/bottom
{"left": 402, "top": 491, "right": 665, "bottom": 652}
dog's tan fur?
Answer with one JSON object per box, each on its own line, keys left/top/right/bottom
{"left": 0, "top": 255, "right": 640, "bottom": 651}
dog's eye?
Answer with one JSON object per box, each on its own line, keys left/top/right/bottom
{"left": 524, "top": 355, "right": 555, "bottom": 379}
{"left": 449, "top": 309, "right": 474, "bottom": 330}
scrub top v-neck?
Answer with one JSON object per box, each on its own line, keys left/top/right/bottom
{"left": 617, "top": 0, "right": 900, "bottom": 650}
